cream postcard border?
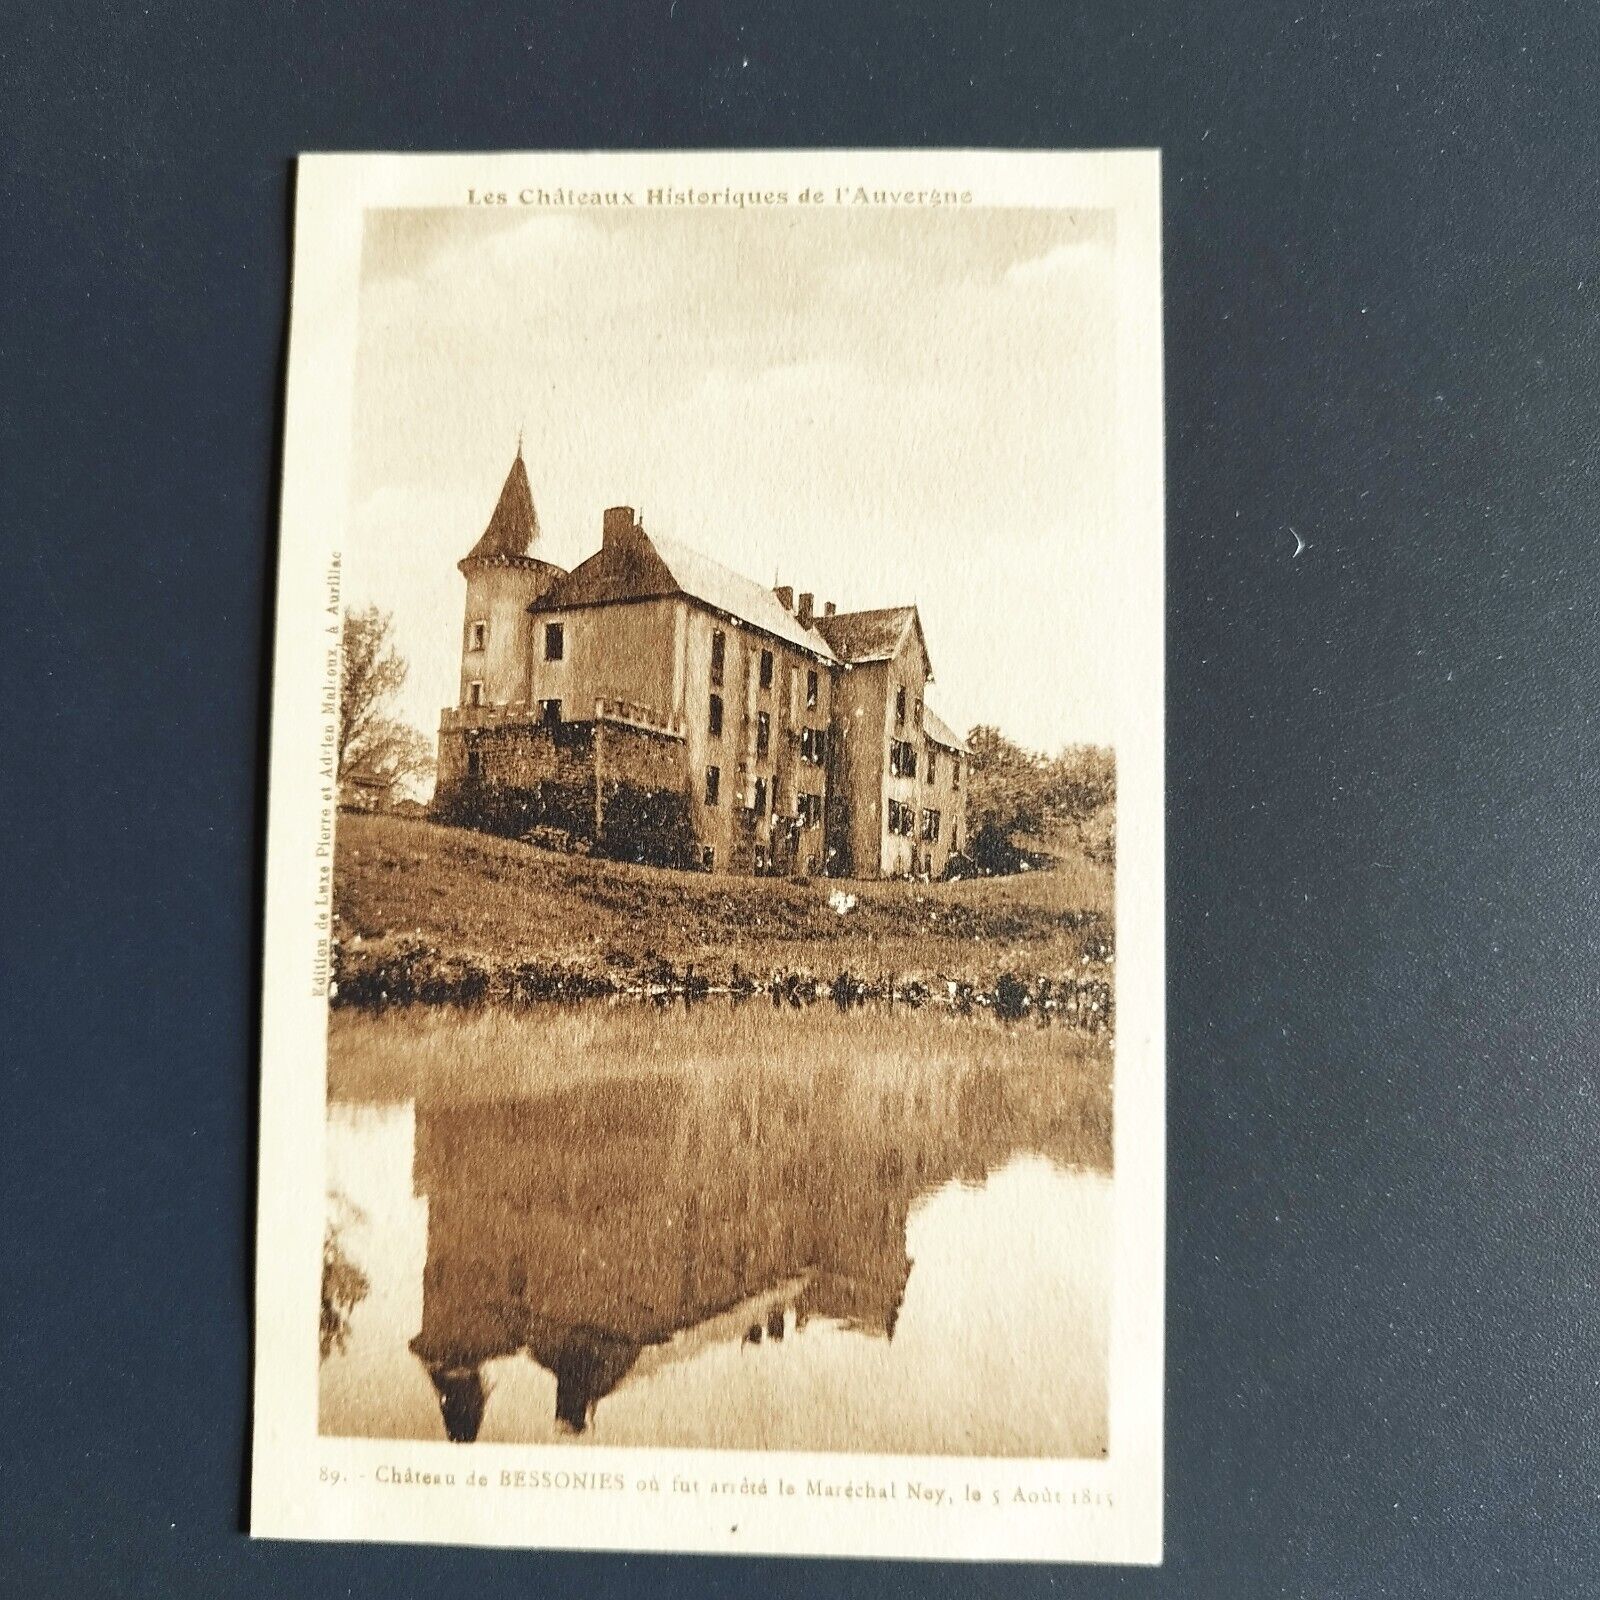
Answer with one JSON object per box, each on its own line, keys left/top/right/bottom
{"left": 252, "top": 149, "right": 1165, "bottom": 1565}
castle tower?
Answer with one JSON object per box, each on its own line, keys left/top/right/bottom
{"left": 456, "top": 447, "right": 566, "bottom": 709}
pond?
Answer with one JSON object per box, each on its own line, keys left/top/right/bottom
{"left": 320, "top": 999, "right": 1113, "bottom": 1459}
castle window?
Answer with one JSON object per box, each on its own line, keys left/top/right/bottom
{"left": 709, "top": 693, "right": 724, "bottom": 736}
{"left": 468, "top": 681, "right": 484, "bottom": 707}
{"left": 895, "top": 685, "right": 907, "bottom": 726}
{"left": 544, "top": 622, "right": 564, "bottom": 661}
{"left": 753, "top": 776, "right": 767, "bottom": 815}
{"left": 806, "top": 668, "right": 819, "bottom": 709}
{"left": 469, "top": 620, "right": 487, "bottom": 650}
{"left": 756, "top": 711, "right": 770, "bottom": 757}
{"left": 705, "top": 766, "right": 721, "bottom": 806}
{"left": 759, "top": 648, "right": 774, "bottom": 690}
{"left": 711, "top": 629, "right": 726, "bottom": 687}
{"left": 539, "top": 698, "right": 562, "bottom": 725}
{"left": 466, "top": 748, "right": 483, "bottom": 780}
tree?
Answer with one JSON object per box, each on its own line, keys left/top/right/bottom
{"left": 963, "top": 724, "right": 1115, "bottom": 874}
{"left": 338, "top": 606, "right": 435, "bottom": 806}
{"left": 966, "top": 724, "right": 1050, "bottom": 839}
{"left": 321, "top": 1198, "right": 370, "bottom": 1360}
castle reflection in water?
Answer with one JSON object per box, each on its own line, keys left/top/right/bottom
{"left": 328, "top": 1002, "right": 1112, "bottom": 1449}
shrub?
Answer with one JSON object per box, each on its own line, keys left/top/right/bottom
{"left": 432, "top": 779, "right": 593, "bottom": 845}
{"left": 994, "top": 971, "right": 1031, "bottom": 1019}
{"left": 964, "top": 728, "right": 1115, "bottom": 876}
{"left": 597, "top": 781, "right": 697, "bottom": 869}
{"left": 965, "top": 821, "right": 1056, "bottom": 878}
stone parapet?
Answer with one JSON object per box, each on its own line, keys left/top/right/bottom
{"left": 440, "top": 698, "right": 686, "bottom": 741}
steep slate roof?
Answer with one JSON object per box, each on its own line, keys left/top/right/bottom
{"left": 922, "top": 704, "right": 970, "bottom": 754}
{"left": 815, "top": 605, "right": 935, "bottom": 687}
{"left": 813, "top": 605, "right": 917, "bottom": 663}
{"left": 463, "top": 450, "right": 540, "bottom": 564}
{"left": 532, "top": 523, "right": 837, "bottom": 660}
{"left": 530, "top": 524, "right": 678, "bottom": 609}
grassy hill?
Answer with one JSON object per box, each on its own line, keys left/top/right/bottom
{"left": 331, "top": 810, "right": 1114, "bottom": 1007}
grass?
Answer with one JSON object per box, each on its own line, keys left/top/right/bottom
{"left": 332, "top": 810, "right": 1114, "bottom": 1000}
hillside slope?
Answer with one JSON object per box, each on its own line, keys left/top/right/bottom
{"left": 332, "top": 812, "right": 1115, "bottom": 1002}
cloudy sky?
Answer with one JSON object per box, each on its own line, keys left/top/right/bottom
{"left": 347, "top": 203, "right": 1121, "bottom": 751}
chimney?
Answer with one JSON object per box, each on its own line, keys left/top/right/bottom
{"left": 824, "top": 601, "right": 837, "bottom": 618}
{"left": 774, "top": 585, "right": 794, "bottom": 611}
{"left": 797, "top": 592, "right": 815, "bottom": 627}
{"left": 603, "top": 506, "right": 636, "bottom": 549}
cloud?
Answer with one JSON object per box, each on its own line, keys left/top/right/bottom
{"left": 345, "top": 204, "right": 1126, "bottom": 752}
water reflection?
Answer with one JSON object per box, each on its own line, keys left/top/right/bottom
{"left": 323, "top": 1003, "right": 1112, "bottom": 1457}
{"left": 320, "top": 1195, "right": 370, "bottom": 1360}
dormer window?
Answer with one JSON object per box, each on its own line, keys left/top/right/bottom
{"left": 469, "top": 620, "right": 488, "bottom": 651}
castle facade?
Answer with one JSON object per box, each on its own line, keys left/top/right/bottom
{"left": 436, "top": 451, "right": 967, "bottom": 878}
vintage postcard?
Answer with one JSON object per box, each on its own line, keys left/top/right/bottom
{"left": 252, "top": 150, "right": 1164, "bottom": 1563}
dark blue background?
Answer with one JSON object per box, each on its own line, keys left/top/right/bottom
{"left": 4, "top": 4, "right": 1598, "bottom": 1595}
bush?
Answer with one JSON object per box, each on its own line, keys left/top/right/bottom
{"left": 432, "top": 779, "right": 593, "bottom": 845}
{"left": 965, "top": 728, "right": 1114, "bottom": 875}
{"left": 963, "top": 821, "right": 1055, "bottom": 878}
{"left": 433, "top": 777, "right": 696, "bottom": 869}
{"left": 598, "top": 781, "right": 697, "bottom": 869}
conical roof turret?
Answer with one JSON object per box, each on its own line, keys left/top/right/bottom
{"left": 462, "top": 446, "right": 540, "bottom": 565}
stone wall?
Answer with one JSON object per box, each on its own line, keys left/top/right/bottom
{"left": 460, "top": 715, "right": 597, "bottom": 787}
{"left": 594, "top": 718, "right": 686, "bottom": 797}
{"left": 436, "top": 713, "right": 694, "bottom": 867}
{"left": 594, "top": 720, "right": 696, "bottom": 866}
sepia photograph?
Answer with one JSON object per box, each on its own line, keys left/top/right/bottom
{"left": 19, "top": 5, "right": 1597, "bottom": 1591}
{"left": 254, "top": 151, "right": 1163, "bottom": 1562}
